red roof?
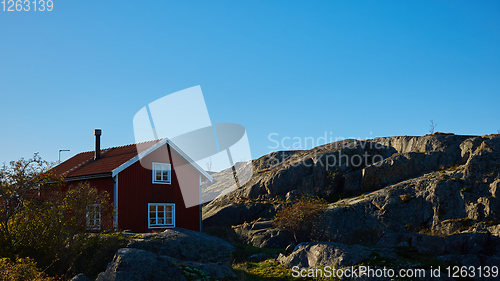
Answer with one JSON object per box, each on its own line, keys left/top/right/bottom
{"left": 51, "top": 140, "right": 162, "bottom": 178}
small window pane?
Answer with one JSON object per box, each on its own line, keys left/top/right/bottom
{"left": 153, "top": 163, "right": 171, "bottom": 184}
{"left": 86, "top": 204, "right": 101, "bottom": 230}
{"left": 149, "top": 204, "right": 174, "bottom": 228}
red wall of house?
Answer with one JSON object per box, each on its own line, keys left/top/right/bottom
{"left": 62, "top": 177, "right": 115, "bottom": 230}
{"left": 116, "top": 144, "right": 201, "bottom": 232}
{"left": 64, "top": 177, "right": 115, "bottom": 198}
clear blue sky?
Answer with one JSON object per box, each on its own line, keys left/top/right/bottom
{"left": 1, "top": 0, "right": 499, "bottom": 165}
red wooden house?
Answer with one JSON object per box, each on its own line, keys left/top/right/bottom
{"left": 52, "top": 129, "right": 212, "bottom": 233}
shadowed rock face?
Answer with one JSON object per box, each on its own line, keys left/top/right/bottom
{"left": 313, "top": 135, "right": 500, "bottom": 244}
{"left": 94, "top": 228, "right": 236, "bottom": 281}
{"left": 95, "top": 248, "right": 186, "bottom": 281}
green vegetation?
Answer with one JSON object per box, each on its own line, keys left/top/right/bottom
{"left": 0, "top": 154, "right": 119, "bottom": 279}
{"left": 176, "top": 263, "right": 219, "bottom": 281}
{"left": 204, "top": 227, "right": 293, "bottom": 280}
{"left": 234, "top": 260, "right": 299, "bottom": 281}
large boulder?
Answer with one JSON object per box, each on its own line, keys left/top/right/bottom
{"left": 233, "top": 219, "right": 293, "bottom": 248}
{"left": 277, "top": 242, "right": 372, "bottom": 268}
{"left": 95, "top": 248, "right": 186, "bottom": 281}
{"left": 126, "top": 228, "right": 234, "bottom": 264}
{"left": 97, "top": 228, "right": 237, "bottom": 281}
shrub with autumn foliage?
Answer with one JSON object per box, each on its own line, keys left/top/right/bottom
{"left": 0, "top": 257, "right": 55, "bottom": 281}
{"left": 273, "top": 196, "right": 328, "bottom": 242}
{"left": 0, "top": 154, "right": 116, "bottom": 278}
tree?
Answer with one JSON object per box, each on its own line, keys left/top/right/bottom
{"left": 429, "top": 120, "right": 437, "bottom": 134}
{"left": 0, "top": 154, "right": 114, "bottom": 276}
{"left": 0, "top": 153, "right": 63, "bottom": 257}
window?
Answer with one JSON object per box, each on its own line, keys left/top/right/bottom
{"left": 148, "top": 203, "right": 175, "bottom": 228}
{"left": 86, "top": 204, "right": 101, "bottom": 230}
{"left": 152, "top": 162, "right": 171, "bottom": 184}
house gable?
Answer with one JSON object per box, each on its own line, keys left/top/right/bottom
{"left": 111, "top": 138, "right": 213, "bottom": 182}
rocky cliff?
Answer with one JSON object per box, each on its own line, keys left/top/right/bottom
{"left": 202, "top": 134, "right": 500, "bottom": 276}
{"left": 204, "top": 134, "right": 494, "bottom": 228}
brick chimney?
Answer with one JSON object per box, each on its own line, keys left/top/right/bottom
{"left": 94, "top": 129, "right": 102, "bottom": 160}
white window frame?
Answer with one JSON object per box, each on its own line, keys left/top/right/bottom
{"left": 86, "top": 204, "right": 101, "bottom": 230}
{"left": 152, "top": 162, "right": 171, "bottom": 184}
{"left": 148, "top": 203, "right": 175, "bottom": 229}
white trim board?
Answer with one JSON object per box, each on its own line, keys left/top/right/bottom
{"left": 111, "top": 138, "right": 213, "bottom": 182}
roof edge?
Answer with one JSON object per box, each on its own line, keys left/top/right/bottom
{"left": 65, "top": 173, "right": 112, "bottom": 181}
{"left": 111, "top": 139, "right": 213, "bottom": 182}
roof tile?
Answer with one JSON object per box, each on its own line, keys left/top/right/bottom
{"left": 51, "top": 139, "right": 162, "bottom": 178}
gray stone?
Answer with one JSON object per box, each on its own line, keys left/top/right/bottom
{"left": 126, "top": 228, "right": 234, "bottom": 263}
{"left": 445, "top": 233, "right": 490, "bottom": 255}
{"left": 95, "top": 248, "right": 186, "bottom": 281}
{"left": 437, "top": 254, "right": 500, "bottom": 268}
{"left": 163, "top": 256, "right": 237, "bottom": 280}
{"left": 278, "top": 242, "right": 372, "bottom": 268}
{"left": 413, "top": 235, "right": 446, "bottom": 255}
{"left": 234, "top": 220, "right": 293, "bottom": 248}
{"left": 249, "top": 253, "right": 269, "bottom": 262}
{"left": 285, "top": 242, "right": 296, "bottom": 256}
{"left": 260, "top": 230, "right": 293, "bottom": 248}
{"left": 344, "top": 170, "right": 363, "bottom": 192}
